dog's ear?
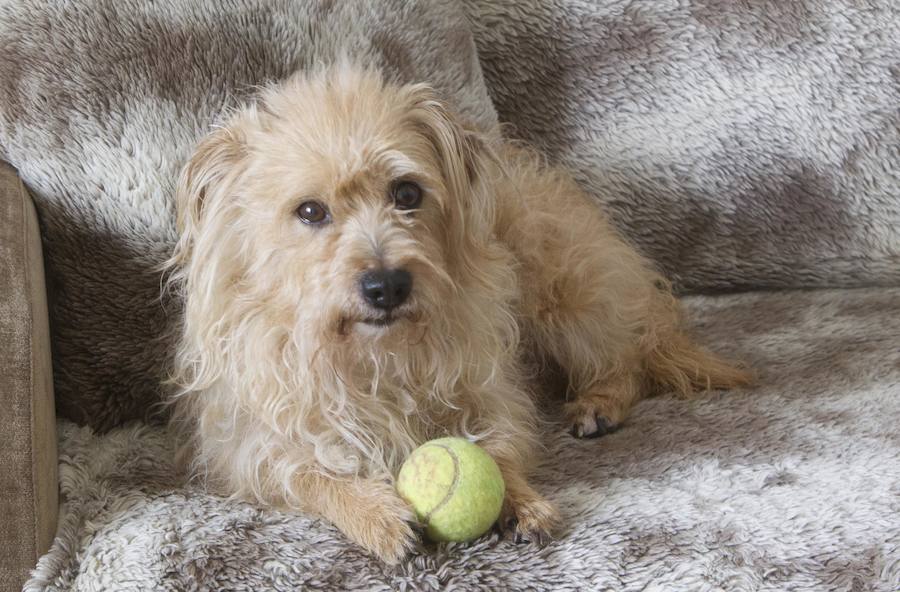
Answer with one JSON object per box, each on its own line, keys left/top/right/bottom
{"left": 403, "top": 85, "right": 495, "bottom": 241}
{"left": 171, "top": 119, "right": 248, "bottom": 267}
{"left": 166, "top": 117, "right": 252, "bottom": 392}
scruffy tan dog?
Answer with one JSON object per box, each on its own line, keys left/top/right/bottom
{"left": 168, "top": 65, "right": 750, "bottom": 563}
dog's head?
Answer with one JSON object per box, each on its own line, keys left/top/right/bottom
{"left": 171, "top": 68, "right": 506, "bottom": 353}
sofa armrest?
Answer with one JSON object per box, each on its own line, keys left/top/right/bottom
{"left": 0, "top": 161, "right": 58, "bottom": 591}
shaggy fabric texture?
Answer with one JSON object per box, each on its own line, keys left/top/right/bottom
{"left": 463, "top": 0, "right": 900, "bottom": 292}
{"left": 0, "top": 0, "right": 496, "bottom": 430}
{"left": 26, "top": 288, "right": 900, "bottom": 591}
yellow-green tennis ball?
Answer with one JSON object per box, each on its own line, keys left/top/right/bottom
{"left": 397, "top": 437, "right": 505, "bottom": 543}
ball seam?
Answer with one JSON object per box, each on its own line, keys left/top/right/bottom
{"left": 422, "top": 443, "right": 461, "bottom": 523}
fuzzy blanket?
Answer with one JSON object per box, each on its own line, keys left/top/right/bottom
{"left": 27, "top": 288, "right": 900, "bottom": 591}
{"left": 463, "top": 0, "right": 900, "bottom": 292}
{"left": 2, "top": 0, "right": 899, "bottom": 589}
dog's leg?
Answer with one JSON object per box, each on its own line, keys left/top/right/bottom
{"left": 505, "top": 185, "right": 665, "bottom": 435}
{"left": 542, "top": 281, "right": 752, "bottom": 438}
{"left": 294, "top": 472, "right": 417, "bottom": 564}
{"left": 522, "top": 230, "right": 749, "bottom": 438}
{"left": 529, "top": 276, "right": 751, "bottom": 437}
{"left": 497, "top": 146, "right": 750, "bottom": 438}
{"left": 533, "top": 307, "right": 650, "bottom": 438}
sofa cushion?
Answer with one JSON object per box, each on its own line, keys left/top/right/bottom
{"left": 0, "top": 161, "right": 57, "bottom": 591}
{"left": 0, "top": 0, "right": 497, "bottom": 431}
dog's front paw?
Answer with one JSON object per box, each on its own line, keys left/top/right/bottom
{"left": 499, "top": 493, "right": 559, "bottom": 547}
{"left": 340, "top": 482, "right": 419, "bottom": 564}
{"left": 364, "top": 510, "right": 418, "bottom": 564}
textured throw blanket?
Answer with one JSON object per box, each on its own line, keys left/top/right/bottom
{"left": 27, "top": 288, "right": 900, "bottom": 591}
{"left": 464, "top": 0, "right": 900, "bottom": 292}
{"left": 1, "top": 0, "right": 898, "bottom": 590}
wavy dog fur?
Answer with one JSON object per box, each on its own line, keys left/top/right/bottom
{"left": 167, "top": 65, "right": 750, "bottom": 563}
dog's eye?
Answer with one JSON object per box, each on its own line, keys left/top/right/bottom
{"left": 296, "top": 200, "right": 330, "bottom": 225}
{"left": 391, "top": 180, "right": 423, "bottom": 210}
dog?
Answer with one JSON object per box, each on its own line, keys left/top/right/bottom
{"left": 167, "top": 65, "right": 750, "bottom": 564}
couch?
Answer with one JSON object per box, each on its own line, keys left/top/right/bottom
{"left": 1, "top": 1, "right": 898, "bottom": 590}
{"left": 0, "top": 162, "right": 57, "bottom": 591}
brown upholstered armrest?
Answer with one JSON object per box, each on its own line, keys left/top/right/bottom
{"left": 0, "top": 161, "right": 58, "bottom": 591}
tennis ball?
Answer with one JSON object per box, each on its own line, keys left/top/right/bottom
{"left": 397, "top": 437, "right": 505, "bottom": 542}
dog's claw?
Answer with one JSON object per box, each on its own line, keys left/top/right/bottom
{"left": 410, "top": 521, "right": 427, "bottom": 538}
{"left": 498, "top": 516, "right": 518, "bottom": 540}
{"left": 513, "top": 527, "right": 551, "bottom": 546}
{"left": 570, "top": 414, "right": 619, "bottom": 439}
{"left": 500, "top": 515, "right": 553, "bottom": 547}
{"left": 586, "top": 414, "right": 618, "bottom": 438}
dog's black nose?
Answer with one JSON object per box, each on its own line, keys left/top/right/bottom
{"left": 360, "top": 268, "right": 413, "bottom": 311}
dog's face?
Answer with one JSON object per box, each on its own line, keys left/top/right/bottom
{"left": 173, "top": 69, "right": 494, "bottom": 346}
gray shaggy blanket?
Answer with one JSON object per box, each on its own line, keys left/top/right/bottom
{"left": 463, "top": 0, "right": 900, "bottom": 292}
{"left": 27, "top": 288, "right": 900, "bottom": 591}
{"left": 2, "top": 0, "right": 899, "bottom": 589}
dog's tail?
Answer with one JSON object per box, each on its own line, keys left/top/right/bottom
{"left": 646, "top": 330, "right": 753, "bottom": 399}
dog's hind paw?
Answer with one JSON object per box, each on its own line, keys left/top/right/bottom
{"left": 564, "top": 392, "right": 627, "bottom": 438}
